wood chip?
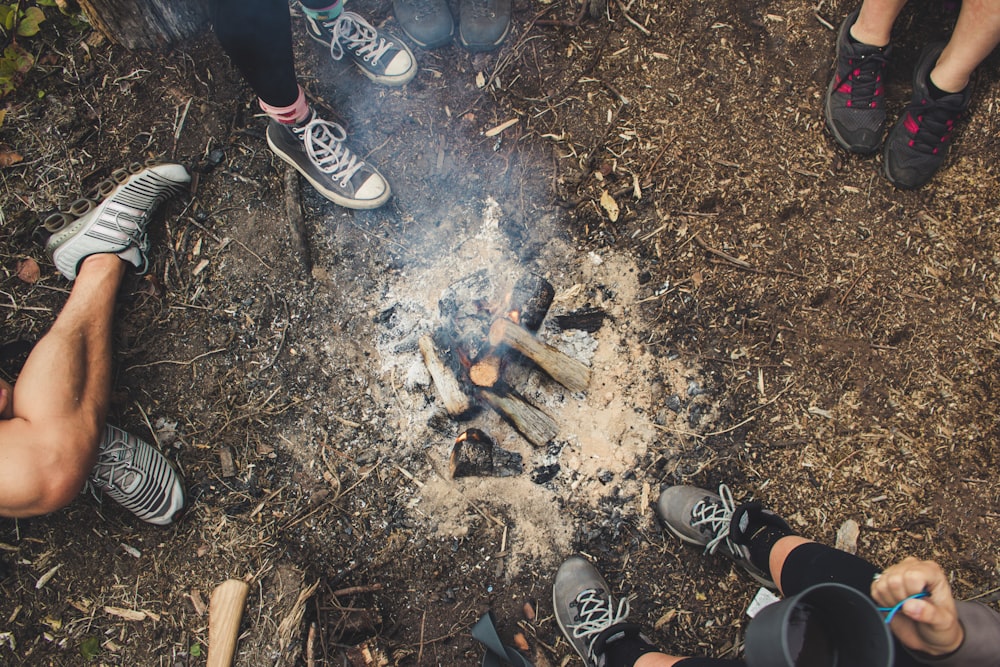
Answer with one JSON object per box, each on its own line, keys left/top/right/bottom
{"left": 484, "top": 118, "right": 519, "bottom": 137}
{"left": 219, "top": 447, "right": 237, "bottom": 477}
{"left": 103, "top": 606, "right": 148, "bottom": 622}
{"left": 35, "top": 564, "right": 62, "bottom": 589}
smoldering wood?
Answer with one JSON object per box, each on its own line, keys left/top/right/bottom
{"left": 478, "top": 387, "right": 558, "bottom": 447}
{"left": 553, "top": 307, "right": 610, "bottom": 333}
{"left": 450, "top": 428, "right": 525, "bottom": 477}
{"left": 468, "top": 355, "right": 502, "bottom": 387}
{"left": 78, "top": 0, "right": 209, "bottom": 50}
{"left": 508, "top": 273, "right": 555, "bottom": 331}
{"left": 284, "top": 167, "right": 313, "bottom": 278}
{"left": 488, "top": 319, "right": 591, "bottom": 393}
{"left": 418, "top": 335, "right": 471, "bottom": 416}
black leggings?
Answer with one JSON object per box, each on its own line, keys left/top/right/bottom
{"left": 669, "top": 543, "right": 921, "bottom": 667}
{"left": 211, "top": 0, "right": 337, "bottom": 107}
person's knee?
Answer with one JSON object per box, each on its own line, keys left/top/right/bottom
{"left": 10, "top": 425, "right": 99, "bottom": 515}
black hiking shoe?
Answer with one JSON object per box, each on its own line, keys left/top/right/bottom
{"left": 884, "top": 43, "right": 971, "bottom": 189}
{"left": 458, "top": 0, "right": 511, "bottom": 52}
{"left": 266, "top": 110, "right": 391, "bottom": 209}
{"left": 825, "top": 10, "right": 891, "bottom": 154}
{"left": 304, "top": 11, "right": 417, "bottom": 86}
{"left": 393, "top": 0, "right": 454, "bottom": 49}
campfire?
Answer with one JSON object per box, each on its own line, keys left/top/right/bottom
{"left": 417, "top": 270, "right": 595, "bottom": 478}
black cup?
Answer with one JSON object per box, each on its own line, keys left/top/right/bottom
{"left": 744, "top": 583, "right": 894, "bottom": 667}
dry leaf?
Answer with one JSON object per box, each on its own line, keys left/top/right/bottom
{"left": 0, "top": 150, "right": 23, "bottom": 168}
{"left": 16, "top": 258, "right": 40, "bottom": 284}
{"left": 475, "top": 71, "right": 486, "bottom": 88}
{"left": 599, "top": 190, "right": 620, "bottom": 222}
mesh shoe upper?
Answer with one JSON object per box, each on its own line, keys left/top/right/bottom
{"left": 656, "top": 484, "right": 777, "bottom": 587}
{"left": 45, "top": 163, "right": 190, "bottom": 280}
{"left": 825, "top": 10, "right": 891, "bottom": 154}
{"left": 266, "top": 111, "right": 391, "bottom": 209}
{"left": 305, "top": 11, "right": 417, "bottom": 86}
{"left": 884, "top": 43, "right": 971, "bottom": 189}
{"left": 87, "top": 424, "right": 185, "bottom": 526}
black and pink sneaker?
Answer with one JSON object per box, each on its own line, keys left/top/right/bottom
{"left": 884, "top": 43, "right": 971, "bottom": 189}
{"left": 825, "top": 10, "right": 891, "bottom": 154}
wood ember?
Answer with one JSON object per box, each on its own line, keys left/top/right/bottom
{"left": 449, "top": 428, "right": 523, "bottom": 478}
{"left": 418, "top": 334, "right": 471, "bottom": 416}
{"left": 508, "top": 273, "right": 554, "bottom": 332}
{"left": 489, "top": 318, "right": 591, "bottom": 393}
{"left": 479, "top": 387, "right": 558, "bottom": 447}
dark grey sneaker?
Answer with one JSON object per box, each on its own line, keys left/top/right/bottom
{"left": 553, "top": 556, "right": 650, "bottom": 667}
{"left": 266, "top": 111, "right": 391, "bottom": 209}
{"left": 458, "top": 0, "right": 511, "bottom": 52}
{"left": 393, "top": 0, "right": 454, "bottom": 49}
{"left": 304, "top": 10, "right": 417, "bottom": 86}
{"left": 884, "top": 42, "right": 971, "bottom": 189}
{"left": 825, "top": 10, "right": 891, "bottom": 154}
{"left": 656, "top": 484, "right": 785, "bottom": 588}
{"left": 87, "top": 424, "right": 185, "bottom": 526}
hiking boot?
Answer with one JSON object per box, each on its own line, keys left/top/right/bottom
{"left": 553, "top": 556, "right": 653, "bottom": 667}
{"left": 45, "top": 163, "right": 190, "bottom": 281}
{"left": 266, "top": 110, "right": 391, "bottom": 209}
{"left": 656, "top": 484, "right": 790, "bottom": 588}
{"left": 393, "top": 0, "right": 454, "bottom": 49}
{"left": 87, "top": 424, "right": 185, "bottom": 526}
{"left": 458, "top": 0, "right": 511, "bottom": 52}
{"left": 884, "top": 42, "right": 971, "bottom": 189}
{"left": 825, "top": 10, "right": 891, "bottom": 154}
{"left": 305, "top": 11, "right": 417, "bottom": 86}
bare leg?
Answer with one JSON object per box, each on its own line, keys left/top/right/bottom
{"left": 852, "top": 0, "right": 908, "bottom": 47}
{"left": 768, "top": 535, "right": 814, "bottom": 595}
{"left": 0, "top": 254, "right": 125, "bottom": 516}
{"left": 931, "top": 0, "right": 1000, "bottom": 92}
{"left": 634, "top": 654, "right": 687, "bottom": 667}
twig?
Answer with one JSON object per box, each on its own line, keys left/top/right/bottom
{"left": 692, "top": 234, "right": 753, "bottom": 269}
{"left": 332, "top": 584, "right": 383, "bottom": 598}
{"left": 614, "top": 0, "right": 652, "bottom": 35}
{"left": 124, "top": 347, "right": 227, "bottom": 372}
{"left": 417, "top": 610, "right": 427, "bottom": 666}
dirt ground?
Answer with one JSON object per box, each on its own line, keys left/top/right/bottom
{"left": 1, "top": 0, "right": 998, "bottom": 665}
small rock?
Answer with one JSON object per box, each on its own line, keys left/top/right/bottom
{"left": 835, "top": 519, "right": 860, "bottom": 554}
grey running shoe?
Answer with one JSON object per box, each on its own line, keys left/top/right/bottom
{"left": 87, "top": 424, "right": 185, "bottom": 526}
{"left": 458, "top": 0, "right": 511, "bottom": 52}
{"left": 304, "top": 11, "right": 417, "bottom": 86}
{"left": 884, "top": 42, "right": 970, "bottom": 189}
{"left": 267, "top": 110, "right": 391, "bottom": 209}
{"left": 553, "top": 556, "right": 650, "bottom": 667}
{"left": 656, "top": 484, "right": 784, "bottom": 588}
{"left": 825, "top": 10, "right": 891, "bottom": 154}
{"left": 45, "top": 163, "right": 190, "bottom": 280}
{"left": 394, "top": 0, "right": 454, "bottom": 49}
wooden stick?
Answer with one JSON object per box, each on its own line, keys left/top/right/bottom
{"left": 418, "top": 335, "right": 471, "bottom": 416}
{"left": 208, "top": 579, "right": 250, "bottom": 667}
{"left": 479, "top": 388, "right": 558, "bottom": 447}
{"left": 488, "top": 319, "right": 591, "bottom": 393}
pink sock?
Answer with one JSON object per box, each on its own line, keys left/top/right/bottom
{"left": 259, "top": 86, "right": 310, "bottom": 125}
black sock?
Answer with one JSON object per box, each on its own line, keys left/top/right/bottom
{"left": 926, "top": 73, "right": 957, "bottom": 100}
{"left": 598, "top": 624, "right": 660, "bottom": 667}
{"left": 746, "top": 524, "right": 792, "bottom": 573}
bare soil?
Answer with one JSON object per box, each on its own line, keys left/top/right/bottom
{"left": 1, "top": 0, "right": 998, "bottom": 665}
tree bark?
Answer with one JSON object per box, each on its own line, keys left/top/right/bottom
{"left": 78, "top": 0, "right": 209, "bottom": 51}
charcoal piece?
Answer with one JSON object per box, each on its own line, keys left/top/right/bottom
{"left": 553, "top": 307, "right": 610, "bottom": 333}
{"left": 530, "top": 463, "right": 560, "bottom": 484}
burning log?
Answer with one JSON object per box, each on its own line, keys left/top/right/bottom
{"left": 488, "top": 319, "right": 591, "bottom": 393}
{"left": 479, "top": 387, "right": 558, "bottom": 447}
{"left": 450, "top": 428, "right": 524, "bottom": 478}
{"left": 508, "top": 274, "right": 555, "bottom": 331}
{"left": 418, "top": 334, "right": 471, "bottom": 417}
{"left": 468, "top": 355, "right": 502, "bottom": 388}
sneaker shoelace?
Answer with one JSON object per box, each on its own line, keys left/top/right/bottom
{"left": 902, "top": 97, "right": 964, "bottom": 154}
{"left": 328, "top": 13, "right": 395, "bottom": 66}
{"left": 465, "top": 0, "right": 497, "bottom": 19}
{"left": 568, "top": 589, "right": 632, "bottom": 661}
{"left": 837, "top": 49, "right": 887, "bottom": 109}
{"left": 294, "top": 118, "right": 366, "bottom": 187}
{"left": 89, "top": 440, "right": 144, "bottom": 495}
{"left": 690, "top": 483, "right": 739, "bottom": 555}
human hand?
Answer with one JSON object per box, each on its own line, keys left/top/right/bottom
{"left": 870, "top": 557, "right": 963, "bottom": 656}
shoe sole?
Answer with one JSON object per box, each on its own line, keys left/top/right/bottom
{"left": 267, "top": 131, "right": 392, "bottom": 210}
